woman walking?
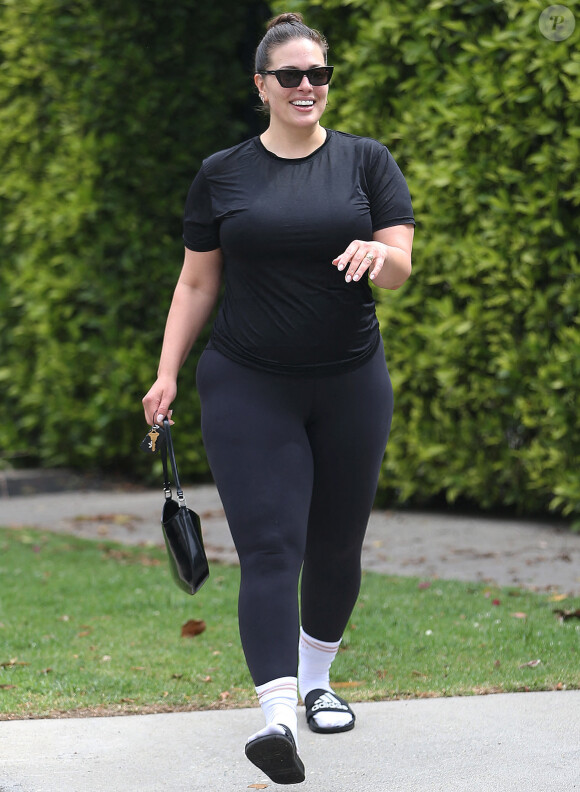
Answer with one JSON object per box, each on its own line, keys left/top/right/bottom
{"left": 143, "top": 12, "right": 414, "bottom": 784}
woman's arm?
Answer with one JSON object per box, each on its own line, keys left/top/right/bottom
{"left": 331, "top": 224, "right": 414, "bottom": 290}
{"left": 142, "top": 246, "right": 223, "bottom": 425}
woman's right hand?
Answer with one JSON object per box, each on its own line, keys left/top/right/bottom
{"left": 142, "top": 376, "right": 177, "bottom": 426}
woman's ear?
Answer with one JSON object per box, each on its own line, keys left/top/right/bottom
{"left": 254, "top": 73, "right": 268, "bottom": 104}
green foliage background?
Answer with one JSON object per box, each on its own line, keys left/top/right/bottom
{"left": 280, "top": 0, "right": 579, "bottom": 521}
{"left": 0, "top": 0, "right": 266, "bottom": 477}
{"left": 1, "top": 0, "right": 578, "bottom": 521}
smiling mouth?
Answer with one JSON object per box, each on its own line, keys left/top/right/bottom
{"left": 291, "top": 100, "right": 315, "bottom": 107}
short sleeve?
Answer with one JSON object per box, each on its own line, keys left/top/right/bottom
{"left": 367, "top": 144, "right": 415, "bottom": 232}
{"left": 182, "top": 166, "right": 221, "bottom": 251}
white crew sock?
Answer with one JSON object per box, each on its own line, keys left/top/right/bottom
{"left": 298, "top": 628, "right": 352, "bottom": 730}
{"left": 247, "top": 676, "right": 298, "bottom": 747}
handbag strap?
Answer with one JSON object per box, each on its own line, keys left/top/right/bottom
{"left": 160, "top": 418, "right": 187, "bottom": 507}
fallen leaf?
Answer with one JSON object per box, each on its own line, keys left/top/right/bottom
{"left": 553, "top": 608, "right": 580, "bottom": 622}
{"left": 181, "top": 619, "right": 206, "bottom": 638}
{"left": 101, "top": 655, "right": 112, "bottom": 662}
{"left": 418, "top": 581, "right": 432, "bottom": 590}
{"left": 78, "top": 630, "right": 92, "bottom": 638}
{"left": 40, "top": 668, "right": 53, "bottom": 674}
{"left": 549, "top": 594, "right": 568, "bottom": 602}
{"left": 172, "top": 673, "right": 183, "bottom": 679}
{"left": 1, "top": 659, "right": 29, "bottom": 668}
{"left": 0, "top": 684, "right": 17, "bottom": 689}
{"left": 121, "top": 698, "right": 135, "bottom": 703}
{"left": 492, "top": 599, "right": 501, "bottom": 606}
{"left": 248, "top": 785, "right": 269, "bottom": 789}
{"left": 519, "top": 659, "right": 541, "bottom": 668}
{"left": 333, "top": 681, "right": 363, "bottom": 688}
{"left": 412, "top": 670, "right": 428, "bottom": 678}
{"left": 132, "top": 666, "right": 146, "bottom": 671}
{"left": 511, "top": 612, "right": 527, "bottom": 619}
{"left": 220, "top": 691, "right": 230, "bottom": 701}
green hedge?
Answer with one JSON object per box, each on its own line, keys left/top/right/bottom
{"left": 2, "top": 0, "right": 579, "bottom": 522}
{"left": 0, "top": 0, "right": 266, "bottom": 478}
{"left": 279, "top": 0, "right": 579, "bottom": 521}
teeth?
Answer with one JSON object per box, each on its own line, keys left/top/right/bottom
{"left": 292, "top": 100, "right": 314, "bottom": 106}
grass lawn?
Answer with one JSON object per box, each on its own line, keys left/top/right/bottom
{"left": 1, "top": 526, "right": 579, "bottom": 719}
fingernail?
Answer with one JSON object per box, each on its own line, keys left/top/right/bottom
{"left": 157, "top": 413, "right": 164, "bottom": 422}
{"left": 345, "top": 275, "right": 351, "bottom": 283}
{"left": 337, "top": 264, "right": 344, "bottom": 271}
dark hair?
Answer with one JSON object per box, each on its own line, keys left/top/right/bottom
{"left": 254, "top": 12, "right": 329, "bottom": 73}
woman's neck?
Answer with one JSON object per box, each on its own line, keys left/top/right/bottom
{"left": 260, "top": 123, "right": 327, "bottom": 159}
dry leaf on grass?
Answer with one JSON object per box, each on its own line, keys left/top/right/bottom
{"left": 553, "top": 608, "right": 580, "bottom": 622}
{"left": 511, "top": 612, "right": 527, "bottom": 619}
{"left": 181, "top": 619, "right": 206, "bottom": 638}
{"left": 333, "top": 681, "right": 363, "bottom": 688}
{"left": 519, "top": 659, "right": 541, "bottom": 668}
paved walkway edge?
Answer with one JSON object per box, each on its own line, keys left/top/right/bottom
{"left": 0, "top": 691, "right": 579, "bottom": 791}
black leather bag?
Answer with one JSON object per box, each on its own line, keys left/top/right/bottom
{"left": 157, "top": 419, "right": 209, "bottom": 595}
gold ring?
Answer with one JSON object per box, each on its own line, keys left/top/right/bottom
{"left": 365, "top": 253, "right": 375, "bottom": 261}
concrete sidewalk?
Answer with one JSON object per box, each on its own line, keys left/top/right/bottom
{"left": 1, "top": 692, "right": 579, "bottom": 791}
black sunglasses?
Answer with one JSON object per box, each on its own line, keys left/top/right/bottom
{"left": 258, "top": 66, "right": 334, "bottom": 88}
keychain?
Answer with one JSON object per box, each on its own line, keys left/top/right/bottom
{"left": 139, "top": 424, "right": 164, "bottom": 454}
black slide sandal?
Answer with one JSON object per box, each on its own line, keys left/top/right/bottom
{"left": 304, "top": 689, "right": 356, "bottom": 734}
{"left": 245, "top": 725, "right": 306, "bottom": 785}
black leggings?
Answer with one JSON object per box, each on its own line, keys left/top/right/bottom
{"left": 196, "top": 343, "right": 393, "bottom": 686}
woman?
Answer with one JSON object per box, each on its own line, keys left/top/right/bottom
{"left": 143, "top": 12, "right": 414, "bottom": 785}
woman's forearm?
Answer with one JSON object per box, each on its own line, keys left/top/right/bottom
{"left": 156, "top": 281, "right": 218, "bottom": 379}
{"left": 371, "top": 244, "right": 412, "bottom": 290}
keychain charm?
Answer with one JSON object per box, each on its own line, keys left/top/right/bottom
{"left": 139, "top": 424, "right": 164, "bottom": 454}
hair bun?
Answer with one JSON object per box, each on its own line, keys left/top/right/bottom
{"left": 266, "top": 12, "right": 304, "bottom": 30}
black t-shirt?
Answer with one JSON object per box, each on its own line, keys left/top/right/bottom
{"left": 183, "top": 129, "right": 414, "bottom": 375}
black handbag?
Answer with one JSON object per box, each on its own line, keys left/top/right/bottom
{"left": 142, "top": 419, "right": 209, "bottom": 595}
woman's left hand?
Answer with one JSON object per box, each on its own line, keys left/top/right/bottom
{"left": 332, "top": 240, "right": 387, "bottom": 283}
